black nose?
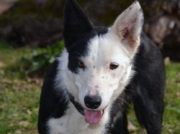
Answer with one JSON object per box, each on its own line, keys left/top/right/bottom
{"left": 84, "top": 95, "right": 101, "bottom": 109}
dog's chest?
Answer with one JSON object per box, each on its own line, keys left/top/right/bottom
{"left": 47, "top": 104, "right": 108, "bottom": 134}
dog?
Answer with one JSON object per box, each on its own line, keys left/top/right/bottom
{"left": 38, "top": 0, "right": 165, "bottom": 134}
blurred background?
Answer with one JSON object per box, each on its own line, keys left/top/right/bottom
{"left": 0, "top": 0, "right": 180, "bottom": 134}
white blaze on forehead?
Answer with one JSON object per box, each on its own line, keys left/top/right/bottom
{"left": 83, "top": 33, "right": 131, "bottom": 69}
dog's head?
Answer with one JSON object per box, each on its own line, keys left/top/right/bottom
{"left": 62, "top": 0, "right": 143, "bottom": 124}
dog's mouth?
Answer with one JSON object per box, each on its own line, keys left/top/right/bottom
{"left": 84, "top": 109, "right": 104, "bottom": 124}
{"left": 68, "top": 92, "right": 105, "bottom": 124}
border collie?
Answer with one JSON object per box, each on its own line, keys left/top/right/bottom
{"left": 38, "top": 0, "right": 165, "bottom": 134}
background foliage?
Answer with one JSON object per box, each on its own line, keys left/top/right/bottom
{"left": 20, "top": 41, "right": 63, "bottom": 76}
{"left": 0, "top": 0, "right": 180, "bottom": 62}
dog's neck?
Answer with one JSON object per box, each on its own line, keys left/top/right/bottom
{"left": 68, "top": 92, "right": 85, "bottom": 115}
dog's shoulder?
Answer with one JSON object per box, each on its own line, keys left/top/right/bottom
{"left": 38, "top": 59, "right": 69, "bottom": 134}
{"left": 130, "top": 32, "right": 165, "bottom": 90}
{"left": 139, "top": 32, "right": 163, "bottom": 58}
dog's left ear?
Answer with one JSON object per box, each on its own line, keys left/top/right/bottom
{"left": 110, "top": 1, "right": 144, "bottom": 54}
{"left": 63, "top": 0, "right": 93, "bottom": 50}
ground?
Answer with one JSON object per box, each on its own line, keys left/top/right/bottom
{"left": 0, "top": 42, "right": 180, "bottom": 134}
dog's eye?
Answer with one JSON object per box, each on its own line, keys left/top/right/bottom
{"left": 77, "top": 60, "right": 85, "bottom": 68}
{"left": 110, "top": 63, "right": 119, "bottom": 70}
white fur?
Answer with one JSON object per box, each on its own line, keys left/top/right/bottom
{"left": 48, "top": 103, "right": 110, "bottom": 134}
{"left": 55, "top": 49, "right": 78, "bottom": 99}
{"left": 75, "top": 32, "right": 134, "bottom": 110}
{"left": 111, "top": 1, "right": 143, "bottom": 53}
{"left": 47, "top": 1, "right": 143, "bottom": 134}
{"left": 111, "top": 1, "right": 143, "bottom": 38}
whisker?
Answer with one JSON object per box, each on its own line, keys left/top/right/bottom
{"left": 75, "top": 52, "right": 83, "bottom": 57}
{"left": 125, "top": 89, "right": 137, "bottom": 93}
{"left": 118, "top": 97, "right": 130, "bottom": 106}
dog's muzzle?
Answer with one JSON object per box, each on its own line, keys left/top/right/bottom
{"left": 68, "top": 92, "right": 104, "bottom": 124}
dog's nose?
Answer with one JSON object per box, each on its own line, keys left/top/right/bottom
{"left": 84, "top": 95, "right": 101, "bottom": 109}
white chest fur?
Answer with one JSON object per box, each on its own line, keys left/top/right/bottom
{"left": 47, "top": 103, "right": 110, "bottom": 134}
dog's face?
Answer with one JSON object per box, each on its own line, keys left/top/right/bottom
{"left": 63, "top": 0, "right": 143, "bottom": 124}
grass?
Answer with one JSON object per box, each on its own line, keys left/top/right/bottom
{"left": 0, "top": 43, "right": 180, "bottom": 134}
{"left": 162, "top": 63, "right": 180, "bottom": 134}
{"left": 0, "top": 45, "right": 41, "bottom": 134}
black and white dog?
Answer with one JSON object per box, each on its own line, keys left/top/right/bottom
{"left": 38, "top": 0, "right": 165, "bottom": 134}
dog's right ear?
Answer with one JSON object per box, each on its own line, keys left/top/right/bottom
{"left": 63, "top": 0, "right": 93, "bottom": 49}
{"left": 110, "top": 1, "right": 144, "bottom": 55}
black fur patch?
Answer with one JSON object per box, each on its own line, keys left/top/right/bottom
{"left": 67, "top": 27, "right": 108, "bottom": 74}
{"left": 38, "top": 60, "right": 69, "bottom": 134}
{"left": 63, "top": 0, "right": 108, "bottom": 74}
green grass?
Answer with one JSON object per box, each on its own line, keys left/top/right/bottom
{"left": 0, "top": 45, "right": 41, "bottom": 134}
{"left": 162, "top": 63, "right": 180, "bottom": 134}
{"left": 0, "top": 42, "right": 180, "bottom": 134}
